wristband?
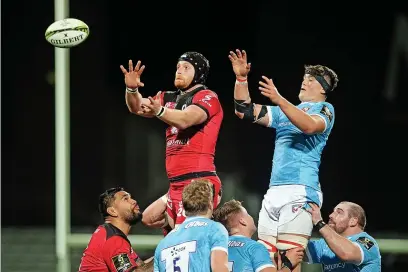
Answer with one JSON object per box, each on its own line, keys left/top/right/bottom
{"left": 156, "top": 106, "right": 166, "bottom": 117}
{"left": 126, "top": 87, "right": 139, "bottom": 94}
{"left": 315, "top": 220, "right": 327, "bottom": 231}
{"left": 235, "top": 77, "right": 248, "bottom": 85}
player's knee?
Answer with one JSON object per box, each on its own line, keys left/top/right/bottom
{"left": 277, "top": 234, "right": 309, "bottom": 250}
{"left": 258, "top": 234, "right": 278, "bottom": 258}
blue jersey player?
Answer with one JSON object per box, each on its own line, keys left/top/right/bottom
{"left": 213, "top": 199, "right": 305, "bottom": 272}
{"left": 305, "top": 202, "right": 381, "bottom": 271}
{"left": 154, "top": 179, "right": 229, "bottom": 272}
{"left": 229, "top": 49, "right": 339, "bottom": 266}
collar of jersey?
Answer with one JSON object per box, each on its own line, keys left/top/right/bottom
{"left": 184, "top": 216, "right": 208, "bottom": 222}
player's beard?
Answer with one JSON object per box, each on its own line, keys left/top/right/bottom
{"left": 329, "top": 220, "right": 348, "bottom": 234}
{"left": 125, "top": 210, "right": 142, "bottom": 225}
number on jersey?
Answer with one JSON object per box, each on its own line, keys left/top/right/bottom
{"left": 228, "top": 261, "right": 234, "bottom": 272}
{"left": 160, "top": 241, "right": 197, "bottom": 272}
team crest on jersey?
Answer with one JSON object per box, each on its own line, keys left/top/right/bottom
{"left": 356, "top": 237, "right": 374, "bottom": 250}
{"left": 165, "top": 102, "right": 176, "bottom": 109}
{"left": 320, "top": 106, "right": 333, "bottom": 122}
{"left": 301, "top": 107, "right": 310, "bottom": 112}
{"left": 171, "top": 127, "right": 178, "bottom": 135}
{"left": 112, "top": 253, "right": 132, "bottom": 272}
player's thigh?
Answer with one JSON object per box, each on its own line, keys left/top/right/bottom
{"left": 142, "top": 193, "right": 168, "bottom": 227}
{"left": 203, "top": 176, "right": 222, "bottom": 208}
{"left": 277, "top": 205, "right": 313, "bottom": 250}
{"left": 257, "top": 197, "right": 279, "bottom": 256}
{"left": 168, "top": 182, "right": 188, "bottom": 226}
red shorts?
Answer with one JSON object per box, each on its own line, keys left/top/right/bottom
{"left": 166, "top": 175, "right": 222, "bottom": 225}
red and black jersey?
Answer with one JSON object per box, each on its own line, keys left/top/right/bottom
{"left": 78, "top": 223, "right": 139, "bottom": 272}
{"left": 155, "top": 86, "right": 223, "bottom": 179}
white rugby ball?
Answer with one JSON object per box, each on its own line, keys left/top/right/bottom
{"left": 45, "top": 18, "right": 89, "bottom": 48}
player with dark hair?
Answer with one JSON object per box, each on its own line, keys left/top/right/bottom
{"left": 78, "top": 187, "right": 153, "bottom": 272}
{"left": 154, "top": 179, "right": 229, "bottom": 272}
{"left": 229, "top": 49, "right": 339, "bottom": 271}
{"left": 213, "top": 199, "right": 305, "bottom": 272}
{"left": 305, "top": 201, "right": 381, "bottom": 271}
{"left": 120, "top": 52, "right": 223, "bottom": 234}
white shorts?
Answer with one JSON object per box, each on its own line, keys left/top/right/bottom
{"left": 258, "top": 185, "right": 323, "bottom": 237}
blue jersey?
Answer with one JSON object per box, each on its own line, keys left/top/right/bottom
{"left": 228, "top": 235, "right": 275, "bottom": 272}
{"left": 267, "top": 101, "right": 335, "bottom": 192}
{"left": 306, "top": 232, "right": 381, "bottom": 272}
{"left": 154, "top": 216, "right": 229, "bottom": 272}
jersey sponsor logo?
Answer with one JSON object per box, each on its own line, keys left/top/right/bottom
{"left": 184, "top": 220, "right": 208, "bottom": 229}
{"left": 112, "top": 253, "right": 132, "bottom": 272}
{"left": 228, "top": 241, "right": 245, "bottom": 247}
{"left": 320, "top": 106, "right": 333, "bottom": 122}
{"left": 278, "top": 121, "right": 292, "bottom": 127}
{"left": 323, "top": 262, "right": 345, "bottom": 271}
{"left": 301, "top": 107, "right": 310, "bottom": 112}
{"left": 167, "top": 138, "right": 190, "bottom": 147}
{"left": 199, "top": 95, "right": 213, "bottom": 107}
{"left": 356, "top": 236, "right": 374, "bottom": 250}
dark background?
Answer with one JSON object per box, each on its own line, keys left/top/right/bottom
{"left": 3, "top": 0, "right": 408, "bottom": 238}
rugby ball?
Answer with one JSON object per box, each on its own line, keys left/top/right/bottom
{"left": 45, "top": 18, "right": 89, "bottom": 48}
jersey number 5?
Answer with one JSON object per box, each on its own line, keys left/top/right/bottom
{"left": 160, "top": 241, "right": 197, "bottom": 272}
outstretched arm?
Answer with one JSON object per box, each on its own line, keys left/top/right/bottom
{"left": 229, "top": 49, "right": 271, "bottom": 127}
{"left": 120, "top": 60, "right": 159, "bottom": 117}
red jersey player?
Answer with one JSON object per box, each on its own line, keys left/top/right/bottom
{"left": 78, "top": 187, "right": 153, "bottom": 272}
{"left": 120, "top": 52, "right": 223, "bottom": 232}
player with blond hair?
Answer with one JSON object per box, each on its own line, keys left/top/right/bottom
{"left": 154, "top": 179, "right": 229, "bottom": 272}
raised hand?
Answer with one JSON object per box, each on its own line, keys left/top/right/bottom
{"left": 259, "top": 76, "right": 282, "bottom": 105}
{"left": 120, "top": 60, "right": 146, "bottom": 89}
{"left": 228, "top": 49, "right": 251, "bottom": 79}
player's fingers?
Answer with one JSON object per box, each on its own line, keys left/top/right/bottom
{"left": 135, "top": 60, "right": 141, "bottom": 71}
{"left": 142, "top": 102, "right": 153, "bottom": 109}
{"left": 229, "top": 51, "right": 238, "bottom": 60}
{"left": 138, "top": 65, "right": 145, "bottom": 75}
{"left": 261, "top": 75, "right": 272, "bottom": 83}
{"left": 128, "top": 59, "right": 133, "bottom": 72}
{"left": 148, "top": 96, "right": 157, "bottom": 104}
{"left": 259, "top": 81, "right": 269, "bottom": 88}
{"left": 236, "top": 49, "right": 242, "bottom": 58}
{"left": 228, "top": 55, "right": 234, "bottom": 62}
{"left": 247, "top": 63, "right": 251, "bottom": 70}
{"left": 139, "top": 81, "right": 145, "bottom": 87}
{"left": 120, "top": 65, "right": 128, "bottom": 74}
{"left": 242, "top": 50, "right": 247, "bottom": 60}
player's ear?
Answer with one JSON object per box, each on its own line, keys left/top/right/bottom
{"left": 107, "top": 206, "right": 118, "bottom": 217}
{"left": 349, "top": 217, "right": 358, "bottom": 227}
{"left": 238, "top": 217, "right": 247, "bottom": 227}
